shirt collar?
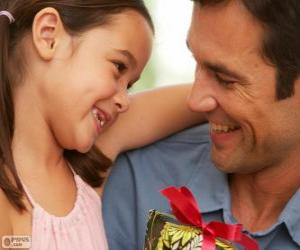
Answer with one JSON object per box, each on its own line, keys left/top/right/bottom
{"left": 279, "top": 187, "right": 300, "bottom": 246}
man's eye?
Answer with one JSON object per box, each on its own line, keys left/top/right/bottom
{"left": 113, "top": 62, "right": 127, "bottom": 73}
{"left": 215, "top": 74, "right": 235, "bottom": 86}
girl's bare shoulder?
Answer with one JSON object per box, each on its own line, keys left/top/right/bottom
{"left": 0, "top": 188, "right": 13, "bottom": 236}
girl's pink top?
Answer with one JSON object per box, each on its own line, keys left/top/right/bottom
{"left": 21, "top": 172, "right": 108, "bottom": 250}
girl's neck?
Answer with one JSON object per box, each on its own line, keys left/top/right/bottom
{"left": 12, "top": 81, "right": 65, "bottom": 177}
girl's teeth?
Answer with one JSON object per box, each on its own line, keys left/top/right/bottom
{"left": 100, "top": 120, "right": 105, "bottom": 127}
{"left": 92, "top": 108, "right": 106, "bottom": 128}
{"left": 92, "top": 109, "right": 98, "bottom": 116}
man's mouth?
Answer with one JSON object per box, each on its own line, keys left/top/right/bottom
{"left": 210, "top": 122, "right": 240, "bottom": 133}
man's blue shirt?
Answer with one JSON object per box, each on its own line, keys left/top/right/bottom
{"left": 103, "top": 124, "right": 300, "bottom": 250}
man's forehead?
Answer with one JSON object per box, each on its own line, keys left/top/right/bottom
{"left": 188, "top": 1, "right": 263, "bottom": 58}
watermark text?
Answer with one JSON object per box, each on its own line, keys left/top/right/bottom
{"left": 1, "top": 235, "right": 31, "bottom": 249}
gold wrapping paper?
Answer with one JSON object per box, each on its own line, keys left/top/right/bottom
{"left": 144, "top": 210, "right": 237, "bottom": 250}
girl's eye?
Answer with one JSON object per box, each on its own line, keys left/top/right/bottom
{"left": 127, "top": 82, "right": 134, "bottom": 90}
{"left": 113, "top": 62, "right": 127, "bottom": 73}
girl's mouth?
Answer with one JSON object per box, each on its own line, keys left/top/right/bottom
{"left": 92, "top": 107, "right": 110, "bottom": 132}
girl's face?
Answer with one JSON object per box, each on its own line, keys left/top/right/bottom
{"left": 39, "top": 10, "right": 153, "bottom": 153}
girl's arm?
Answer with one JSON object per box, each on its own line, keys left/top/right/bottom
{"left": 96, "top": 83, "right": 206, "bottom": 161}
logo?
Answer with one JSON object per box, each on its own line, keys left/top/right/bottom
{"left": 2, "top": 235, "right": 31, "bottom": 249}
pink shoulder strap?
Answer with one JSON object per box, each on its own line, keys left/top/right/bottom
{"left": 20, "top": 179, "right": 36, "bottom": 208}
{"left": 20, "top": 162, "right": 76, "bottom": 208}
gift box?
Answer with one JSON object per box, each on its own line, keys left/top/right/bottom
{"left": 144, "top": 210, "right": 236, "bottom": 250}
{"left": 143, "top": 186, "right": 259, "bottom": 250}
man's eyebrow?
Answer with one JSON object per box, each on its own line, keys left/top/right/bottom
{"left": 115, "top": 49, "right": 137, "bottom": 68}
{"left": 186, "top": 40, "right": 249, "bottom": 82}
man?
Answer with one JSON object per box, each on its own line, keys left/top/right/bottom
{"left": 103, "top": 0, "right": 300, "bottom": 249}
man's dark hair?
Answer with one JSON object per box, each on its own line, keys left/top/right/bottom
{"left": 192, "top": 0, "right": 300, "bottom": 100}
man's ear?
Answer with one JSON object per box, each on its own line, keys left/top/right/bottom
{"left": 32, "top": 7, "right": 67, "bottom": 60}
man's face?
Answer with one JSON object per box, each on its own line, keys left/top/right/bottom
{"left": 187, "top": 1, "right": 300, "bottom": 174}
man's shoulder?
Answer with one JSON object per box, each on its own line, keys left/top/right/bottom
{"left": 112, "top": 123, "right": 213, "bottom": 186}
{"left": 103, "top": 124, "right": 221, "bottom": 250}
{"left": 154, "top": 123, "right": 210, "bottom": 144}
{"left": 122, "top": 123, "right": 211, "bottom": 161}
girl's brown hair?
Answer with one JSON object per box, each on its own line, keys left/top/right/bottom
{"left": 0, "top": 0, "right": 153, "bottom": 211}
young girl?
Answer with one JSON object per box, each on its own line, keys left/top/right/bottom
{"left": 0, "top": 1, "right": 202, "bottom": 249}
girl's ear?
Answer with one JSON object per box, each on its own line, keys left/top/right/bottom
{"left": 32, "top": 7, "right": 68, "bottom": 60}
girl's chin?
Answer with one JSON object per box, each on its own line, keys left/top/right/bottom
{"left": 75, "top": 138, "right": 95, "bottom": 153}
{"left": 76, "top": 145, "right": 93, "bottom": 153}
{"left": 67, "top": 128, "right": 97, "bottom": 153}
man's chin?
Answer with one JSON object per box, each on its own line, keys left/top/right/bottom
{"left": 213, "top": 158, "right": 259, "bottom": 175}
{"left": 211, "top": 154, "right": 243, "bottom": 174}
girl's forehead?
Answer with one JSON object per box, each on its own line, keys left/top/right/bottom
{"left": 80, "top": 11, "right": 153, "bottom": 55}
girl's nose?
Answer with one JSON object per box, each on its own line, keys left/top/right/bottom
{"left": 114, "top": 90, "right": 130, "bottom": 113}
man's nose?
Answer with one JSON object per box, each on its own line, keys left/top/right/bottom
{"left": 187, "top": 70, "right": 218, "bottom": 113}
{"left": 114, "top": 89, "right": 130, "bottom": 113}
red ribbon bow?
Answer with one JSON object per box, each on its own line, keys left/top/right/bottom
{"left": 161, "top": 186, "right": 259, "bottom": 250}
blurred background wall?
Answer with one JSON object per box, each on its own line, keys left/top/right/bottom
{"left": 130, "top": 0, "right": 196, "bottom": 92}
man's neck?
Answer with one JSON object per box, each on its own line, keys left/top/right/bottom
{"left": 229, "top": 163, "right": 300, "bottom": 232}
